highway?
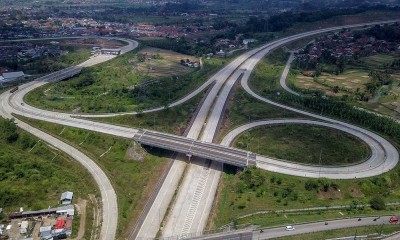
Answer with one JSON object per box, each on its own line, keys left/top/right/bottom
{"left": 254, "top": 216, "right": 396, "bottom": 239}
{"left": 1, "top": 20, "right": 399, "bottom": 240}
{"left": 0, "top": 37, "right": 139, "bottom": 240}
{"left": 154, "top": 19, "right": 399, "bottom": 240}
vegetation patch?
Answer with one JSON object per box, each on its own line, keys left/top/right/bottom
{"left": 233, "top": 125, "right": 371, "bottom": 166}
{"left": 25, "top": 48, "right": 228, "bottom": 113}
{"left": 86, "top": 90, "right": 204, "bottom": 135}
{"left": 0, "top": 117, "right": 97, "bottom": 220}
{"left": 211, "top": 166, "right": 400, "bottom": 228}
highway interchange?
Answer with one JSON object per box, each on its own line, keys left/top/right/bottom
{"left": 0, "top": 20, "right": 399, "bottom": 240}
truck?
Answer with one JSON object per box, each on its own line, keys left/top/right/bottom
{"left": 9, "top": 86, "right": 18, "bottom": 93}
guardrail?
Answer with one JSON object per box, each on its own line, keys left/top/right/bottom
{"left": 133, "top": 129, "right": 257, "bottom": 167}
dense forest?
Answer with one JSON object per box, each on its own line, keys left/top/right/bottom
{"left": 243, "top": 5, "right": 400, "bottom": 33}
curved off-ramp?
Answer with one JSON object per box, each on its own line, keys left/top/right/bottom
{"left": 0, "top": 37, "right": 139, "bottom": 240}
{"left": 222, "top": 119, "right": 398, "bottom": 179}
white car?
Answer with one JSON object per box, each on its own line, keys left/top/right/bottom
{"left": 285, "top": 226, "right": 295, "bottom": 231}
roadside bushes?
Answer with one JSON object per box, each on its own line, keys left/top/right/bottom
{"left": 304, "top": 178, "right": 338, "bottom": 192}
{"left": 370, "top": 196, "right": 386, "bottom": 210}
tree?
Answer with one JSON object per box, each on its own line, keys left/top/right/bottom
{"left": 0, "top": 118, "right": 19, "bottom": 143}
{"left": 370, "top": 196, "right": 385, "bottom": 210}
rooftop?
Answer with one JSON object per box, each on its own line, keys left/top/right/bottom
{"left": 2, "top": 71, "right": 24, "bottom": 79}
{"left": 60, "top": 191, "right": 73, "bottom": 201}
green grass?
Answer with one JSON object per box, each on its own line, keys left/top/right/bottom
{"left": 0, "top": 117, "right": 97, "bottom": 217}
{"left": 237, "top": 208, "right": 400, "bottom": 227}
{"left": 218, "top": 87, "right": 304, "bottom": 143}
{"left": 233, "top": 125, "right": 371, "bottom": 166}
{"left": 25, "top": 49, "right": 229, "bottom": 113}
{"left": 275, "top": 224, "right": 400, "bottom": 240}
{"left": 15, "top": 115, "right": 170, "bottom": 239}
{"left": 211, "top": 166, "right": 400, "bottom": 228}
{"left": 86, "top": 89, "right": 204, "bottom": 135}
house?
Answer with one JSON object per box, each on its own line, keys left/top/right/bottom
{"left": 2, "top": 71, "right": 25, "bottom": 82}
{"left": 243, "top": 39, "right": 257, "bottom": 45}
{"left": 40, "top": 226, "right": 52, "bottom": 238}
{"left": 60, "top": 191, "right": 73, "bottom": 205}
{"left": 20, "top": 221, "right": 28, "bottom": 234}
{"left": 54, "top": 219, "right": 65, "bottom": 229}
{"left": 216, "top": 50, "right": 226, "bottom": 57}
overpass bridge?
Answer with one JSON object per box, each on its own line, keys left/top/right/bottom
{"left": 133, "top": 129, "right": 257, "bottom": 168}
{"left": 36, "top": 66, "right": 82, "bottom": 83}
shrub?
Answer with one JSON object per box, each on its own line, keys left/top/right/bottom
{"left": 370, "top": 196, "right": 386, "bottom": 210}
{"left": 305, "top": 179, "right": 319, "bottom": 191}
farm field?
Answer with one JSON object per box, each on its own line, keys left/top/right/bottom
{"left": 294, "top": 70, "right": 370, "bottom": 96}
{"left": 134, "top": 47, "right": 199, "bottom": 78}
{"left": 293, "top": 53, "right": 400, "bottom": 118}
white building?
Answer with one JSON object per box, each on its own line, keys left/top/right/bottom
{"left": 2, "top": 71, "right": 25, "bottom": 82}
{"left": 60, "top": 191, "right": 74, "bottom": 205}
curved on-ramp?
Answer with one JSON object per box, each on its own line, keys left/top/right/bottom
{"left": 222, "top": 119, "right": 398, "bottom": 179}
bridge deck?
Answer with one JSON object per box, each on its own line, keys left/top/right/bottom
{"left": 36, "top": 66, "right": 82, "bottom": 82}
{"left": 133, "top": 129, "right": 257, "bottom": 167}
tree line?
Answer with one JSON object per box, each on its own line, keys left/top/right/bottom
{"left": 264, "top": 90, "right": 400, "bottom": 140}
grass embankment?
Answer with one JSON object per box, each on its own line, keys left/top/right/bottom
{"left": 87, "top": 90, "right": 204, "bottom": 135}
{"left": 212, "top": 166, "right": 400, "bottom": 228}
{"left": 233, "top": 125, "right": 370, "bottom": 165}
{"left": 25, "top": 47, "right": 229, "bottom": 113}
{"left": 275, "top": 224, "right": 400, "bottom": 240}
{"left": 0, "top": 118, "right": 97, "bottom": 229}
{"left": 16, "top": 115, "right": 170, "bottom": 239}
